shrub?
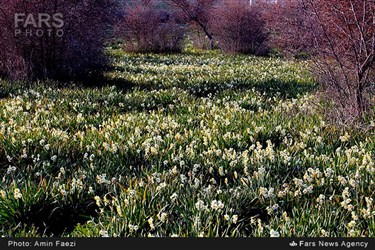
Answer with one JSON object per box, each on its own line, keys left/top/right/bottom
{"left": 118, "top": 0, "right": 185, "bottom": 53}
{"left": 0, "top": 0, "right": 118, "bottom": 81}
{"left": 163, "top": 0, "right": 217, "bottom": 50}
{"left": 273, "top": 0, "right": 375, "bottom": 122}
{"left": 262, "top": 0, "right": 315, "bottom": 58}
{"left": 210, "top": 0, "right": 269, "bottom": 55}
{"left": 188, "top": 24, "right": 214, "bottom": 50}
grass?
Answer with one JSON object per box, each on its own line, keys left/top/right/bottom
{"left": 0, "top": 49, "right": 374, "bottom": 237}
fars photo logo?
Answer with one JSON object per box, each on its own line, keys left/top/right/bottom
{"left": 14, "top": 12, "right": 64, "bottom": 37}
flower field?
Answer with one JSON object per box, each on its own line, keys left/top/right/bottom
{"left": 0, "top": 50, "right": 374, "bottom": 237}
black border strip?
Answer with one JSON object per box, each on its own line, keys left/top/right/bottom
{"left": 1, "top": 238, "right": 373, "bottom": 250}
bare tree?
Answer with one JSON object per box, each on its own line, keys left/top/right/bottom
{"left": 118, "top": 0, "right": 185, "bottom": 53}
{"left": 0, "top": 0, "right": 118, "bottom": 81}
{"left": 266, "top": 0, "right": 375, "bottom": 122}
{"left": 210, "top": 0, "right": 269, "bottom": 55}
{"left": 163, "top": 0, "right": 217, "bottom": 49}
{"left": 262, "top": 0, "right": 315, "bottom": 57}
{"left": 302, "top": 0, "right": 375, "bottom": 122}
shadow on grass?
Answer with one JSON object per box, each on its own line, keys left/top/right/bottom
{"left": 21, "top": 198, "right": 99, "bottom": 236}
{"left": 0, "top": 72, "right": 136, "bottom": 98}
{"left": 185, "top": 79, "right": 317, "bottom": 99}
{"left": 0, "top": 180, "right": 99, "bottom": 237}
{"left": 1, "top": 64, "right": 316, "bottom": 102}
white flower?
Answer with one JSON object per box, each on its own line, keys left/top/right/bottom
{"left": 270, "top": 229, "right": 280, "bottom": 237}
{"left": 351, "top": 212, "right": 358, "bottom": 221}
{"left": 347, "top": 220, "right": 356, "bottom": 228}
{"left": 303, "top": 185, "right": 313, "bottom": 194}
{"left": 218, "top": 166, "right": 225, "bottom": 176}
{"left": 195, "top": 200, "right": 206, "bottom": 211}
{"left": 194, "top": 178, "right": 200, "bottom": 188}
{"left": 267, "top": 188, "right": 275, "bottom": 198}
{"left": 94, "top": 196, "right": 101, "bottom": 207}
{"left": 293, "top": 178, "right": 304, "bottom": 187}
{"left": 342, "top": 187, "right": 350, "bottom": 198}
{"left": 316, "top": 194, "right": 325, "bottom": 205}
{"left": 348, "top": 229, "right": 356, "bottom": 237}
{"left": 321, "top": 229, "right": 329, "bottom": 237}
{"left": 339, "top": 132, "right": 350, "bottom": 142}
{"left": 170, "top": 193, "right": 178, "bottom": 201}
{"left": 89, "top": 154, "right": 95, "bottom": 161}
{"left": 13, "top": 188, "right": 22, "bottom": 199}
{"left": 365, "top": 197, "right": 373, "bottom": 206}
{"left": 211, "top": 200, "right": 218, "bottom": 210}
{"left": 150, "top": 147, "right": 158, "bottom": 156}
{"left": 224, "top": 214, "right": 230, "bottom": 221}
{"left": 99, "top": 230, "right": 109, "bottom": 237}
{"left": 7, "top": 166, "right": 16, "bottom": 174}
{"left": 96, "top": 174, "right": 110, "bottom": 185}
{"left": 218, "top": 200, "right": 224, "bottom": 209}
{"left": 272, "top": 204, "right": 280, "bottom": 210}
{"left": 158, "top": 212, "right": 168, "bottom": 222}
{"left": 349, "top": 179, "right": 359, "bottom": 188}
{"left": 156, "top": 182, "right": 167, "bottom": 191}
{"left": 324, "top": 168, "right": 334, "bottom": 177}
{"left": 128, "top": 224, "right": 139, "bottom": 232}
{"left": 58, "top": 185, "right": 67, "bottom": 196}
{"left": 232, "top": 215, "right": 238, "bottom": 224}
{"left": 148, "top": 217, "right": 155, "bottom": 230}
{"left": 259, "top": 187, "right": 268, "bottom": 198}
{"left": 338, "top": 176, "right": 347, "bottom": 185}
{"left": 210, "top": 200, "right": 224, "bottom": 211}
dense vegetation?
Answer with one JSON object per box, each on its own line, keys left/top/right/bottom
{"left": 0, "top": 49, "right": 374, "bottom": 237}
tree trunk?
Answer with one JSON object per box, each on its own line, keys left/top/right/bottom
{"left": 356, "top": 88, "right": 364, "bottom": 120}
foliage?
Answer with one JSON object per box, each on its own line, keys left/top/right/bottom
{"left": 262, "top": 0, "right": 315, "bottom": 57}
{"left": 0, "top": 0, "right": 117, "bottom": 81}
{"left": 265, "top": 0, "right": 375, "bottom": 122}
{"left": 1, "top": 50, "right": 374, "bottom": 237}
{"left": 163, "top": 0, "right": 217, "bottom": 49}
{"left": 118, "top": 0, "right": 186, "bottom": 53}
{"left": 210, "top": 0, "right": 269, "bottom": 55}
